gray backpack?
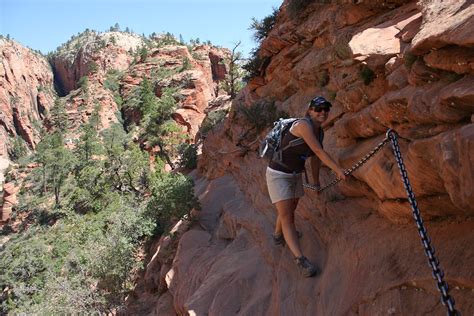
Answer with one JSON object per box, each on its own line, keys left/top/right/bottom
{"left": 259, "top": 117, "right": 321, "bottom": 166}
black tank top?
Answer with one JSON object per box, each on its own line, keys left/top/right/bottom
{"left": 268, "top": 120, "right": 323, "bottom": 173}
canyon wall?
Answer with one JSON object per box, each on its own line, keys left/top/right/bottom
{"left": 129, "top": 1, "right": 474, "bottom": 315}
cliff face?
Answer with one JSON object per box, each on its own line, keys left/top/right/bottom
{"left": 129, "top": 1, "right": 474, "bottom": 315}
{"left": 0, "top": 39, "right": 55, "bottom": 160}
{"left": 50, "top": 31, "right": 145, "bottom": 96}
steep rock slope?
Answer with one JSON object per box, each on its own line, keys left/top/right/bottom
{"left": 130, "top": 1, "right": 474, "bottom": 315}
{"left": 0, "top": 38, "right": 55, "bottom": 165}
{"left": 0, "top": 39, "right": 55, "bottom": 222}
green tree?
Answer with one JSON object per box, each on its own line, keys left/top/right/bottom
{"left": 75, "top": 123, "right": 102, "bottom": 163}
{"left": 35, "top": 132, "right": 76, "bottom": 206}
{"left": 100, "top": 124, "right": 149, "bottom": 194}
{"left": 220, "top": 41, "right": 245, "bottom": 98}
{"left": 179, "top": 57, "right": 191, "bottom": 72}
{"left": 139, "top": 46, "right": 148, "bottom": 62}
{"left": 88, "top": 62, "right": 99, "bottom": 74}
{"left": 136, "top": 78, "right": 157, "bottom": 115}
{"left": 77, "top": 76, "right": 89, "bottom": 90}
{"left": 10, "top": 136, "right": 28, "bottom": 161}
{"left": 49, "top": 99, "right": 69, "bottom": 132}
{"left": 111, "top": 22, "right": 120, "bottom": 32}
{"left": 146, "top": 172, "right": 199, "bottom": 232}
{"left": 249, "top": 8, "right": 279, "bottom": 43}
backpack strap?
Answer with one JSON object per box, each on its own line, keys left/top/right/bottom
{"left": 279, "top": 117, "right": 312, "bottom": 152}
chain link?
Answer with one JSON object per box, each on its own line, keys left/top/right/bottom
{"left": 387, "top": 129, "right": 458, "bottom": 316}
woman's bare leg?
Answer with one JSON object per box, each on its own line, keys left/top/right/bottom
{"left": 274, "top": 198, "right": 301, "bottom": 257}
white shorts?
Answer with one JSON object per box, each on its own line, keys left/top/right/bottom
{"left": 266, "top": 167, "right": 304, "bottom": 204}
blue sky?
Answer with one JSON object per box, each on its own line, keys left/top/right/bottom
{"left": 0, "top": 0, "right": 282, "bottom": 58}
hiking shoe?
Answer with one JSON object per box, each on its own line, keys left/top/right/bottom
{"left": 273, "top": 233, "right": 285, "bottom": 245}
{"left": 272, "top": 231, "right": 303, "bottom": 246}
{"left": 295, "top": 256, "right": 318, "bottom": 277}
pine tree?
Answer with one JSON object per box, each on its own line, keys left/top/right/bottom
{"left": 139, "top": 46, "right": 148, "bottom": 62}
{"left": 50, "top": 99, "right": 69, "bottom": 132}
{"left": 221, "top": 41, "right": 245, "bottom": 98}
{"left": 136, "top": 78, "right": 156, "bottom": 115}
{"left": 35, "top": 132, "right": 75, "bottom": 206}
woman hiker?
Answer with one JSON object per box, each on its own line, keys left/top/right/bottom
{"left": 265, "top": 96, "right": 347, "bottom": 277}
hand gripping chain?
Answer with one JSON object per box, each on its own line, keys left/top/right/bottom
{"left": 304, "top": 129, "right": 458, "bottom": 315}
{"left": 303, "top": 135, "right": 390, "bottom": 192}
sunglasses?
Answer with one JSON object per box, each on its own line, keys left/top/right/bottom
{"left": 312, "top": 106, "right": 330, "bottom": 113}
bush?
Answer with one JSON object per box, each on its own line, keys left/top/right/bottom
{"left": 200, "top": 109, "right": 228, "bottom": 135}
{"left": 360, "top": 65, "right": 375, "bottom": 85}
{"left": 139, "top": 46, "right": 148, "bottom": 62}
{"left": 77, "top": 76, "right": 89, "bottom": 89}
{"left": 287, "top": 0, "right": 319, "bottom": 18}
{"left": 88, "top": 62, "right": 99, "bottom": 74}
{"left": 238, "top": 99, "right": 288, "bottom": 134}
{"left": 249, "top": 8, "right": 279, "bottom": 43}
{"left": 0, "top": 196, "right": 155, "bottom": 313}
{"left": 179, "top": 57, "right": 192, "bottom": 72}
{"left": 242, "top": 48, "right": 263, "bottom": 81}
{"left": 334, "top": 36, "right": 352, "bottom": 60}
{"left": 9, "top": 136, "right": 28, "bottom": 161}
{"left": 404, "top": 52, "right": 417, "bottom": 70}
{"left": 146, "top": 172, "right": 200, "bottom": 233}
{"left": 104, "top": 69, "right": 122, "bottom": 92}
{"left": 178, "top": 143, "right": 198, "bottom": 169}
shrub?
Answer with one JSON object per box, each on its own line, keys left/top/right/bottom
{"left": 146, "top": 172, "right": 200, "bottom": 233}
{"left": 200, "top": 109, "right": 228, "bottom": 135}
{"left": 179, "top": 57, "right": 192, "bottom": 72}
{"left": 249, "top": 8, "right": 279, "bottom": 43}
{"left": 9, "top": 136, "right": 28, "bottom": 161}
{"left": 104, "top": 69, "right": 122, "bottom": 92}
{"left": 0, "top": 201, "right": 155, "bottom": 314}
{"left": 139, "top": 46, "right": 148, "bottom": 62}
{"left": 403, "top": 52, "right": 417, "bottom": 69}
{"left": 334, "top": 37, "right": 352, "bottom": 60}
{"left": 178, "top": 143, "right": 198, "bottom": 169}
{"left": 360, "top": 65, "right": 375, "bottom": 85}
{"left": 318, "top": 69, "right": 330, "bottom": 87}
{"left": 238, "top": 99, "right": 288, "bottom": 134}
{"left": 77, "top": 76, "right": 89, "bottom": 89}
{"left": 242, "top": 48, "right": 263, "bottom": 81}
{"left": 88, "top": 62, "right": 99, "bottom": 74}
{"left": 287, "top": 0, "right": 326, "bottom": 19}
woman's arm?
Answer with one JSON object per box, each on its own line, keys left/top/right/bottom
{"left": 291, "top": 120, "right": 346, "bottom": 180}
{"left": 310, "top": 156, "right": 321, "bottom": 185}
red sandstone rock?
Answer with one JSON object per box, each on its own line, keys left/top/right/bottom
{"left": 411, "top": 0, "right": 474, "bottom": 54}
{"left": 424, "top": 46, "right": 474, "bottom": 74}
{"left": 127, "top": 1, "right": 474, "bottom": 314}
{"left": 349, "top": 5, "right": 420, "bottom": 67}
{"left": 0, "top": 39, "right": 55, "bottom": 158}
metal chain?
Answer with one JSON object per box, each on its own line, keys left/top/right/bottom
{"left": 303, "top": 135, "right": 390, "bottom": 192}
{"left": 387, "top": 129, "right": 458, "bottom": 316}
{"left": 304, "top": 129, "right": 458, "bottom": 315}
